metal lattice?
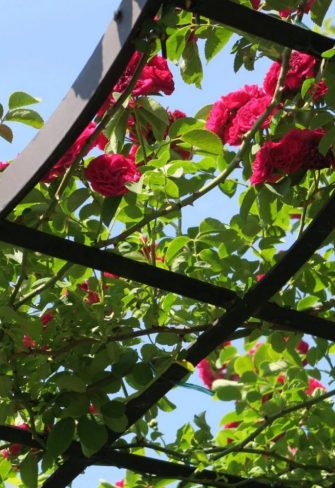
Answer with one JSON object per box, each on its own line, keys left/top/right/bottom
{"left": 0, "top": 1, "right": 335, "bottom": 487}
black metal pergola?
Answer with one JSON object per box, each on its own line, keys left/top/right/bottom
{"left": 1, "top": 1, "right": 335, "bottom": 487}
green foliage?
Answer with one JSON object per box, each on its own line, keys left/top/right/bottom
{"left": 1, "top": 3, "right": 335, "bottom": 487}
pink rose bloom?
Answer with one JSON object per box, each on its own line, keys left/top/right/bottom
{"left": 197, "top": 358, "right": 226, "bottom": 389}
{"left": 79, "top": 281, "right": 100, "bottom": 304}
{"left": 103, "top": 272, "right": 120, "bottom": 279}
{"left": 250, "top": 128, "right": 335, "bottom": 185}
{"left": 41, "top": 311, "right": 54, "bottom": 327}
{"left": 206, "top": 85, "right": 270, "bottom": 146}
{"left": 264, "top": 52, "right": 316, "bottom": 98}
{"left": 23, "top": 335, "right": 36, "bottom": 349}
{"left": 86, "top": 154, "right": 141, "bottom": 197}
{"left": 305, "top": 378, "right": 326, "bottom": 395}
{"left": 114, "top": 52, "right": 174, "bottom": 97}
{"left": 227, "top": 95, "right": 274, "bottom": 145}
{"left": 310, "top": 79, "right": 328, "bottom": 101}
{"left": 296, "top": 340, "right": 309, "bottom": 355}
{"left": 115, "top": 481, "right": 124, "bottom": 488}
{"left": 43, "top": 122, "right": 97, "bottom": 182}
{"left": 0, "top": 161, "right": 10, "bottom": 172}
{"left": 251, "top": 0, "right": 260, "bottom": 8}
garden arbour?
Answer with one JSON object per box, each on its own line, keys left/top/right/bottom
{"left": 1, "top": 0, "right": 335, "bottom": 487}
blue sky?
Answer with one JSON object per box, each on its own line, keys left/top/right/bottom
{"left": 2, "top": 1, "right": 335, "bottom": 486}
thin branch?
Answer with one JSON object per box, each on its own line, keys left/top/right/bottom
{"left": 211, "top": 387, "right": 335, "bottom": 460}
{"left": 234, "top": 447, "right": 334, "bottom": 473}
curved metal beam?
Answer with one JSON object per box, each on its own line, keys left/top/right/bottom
{"left": 0, "top": 0, "right": 161, "bottom": 218}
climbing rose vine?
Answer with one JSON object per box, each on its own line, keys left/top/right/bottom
{"left": 1, "top": 1, "right": 335, "bottom": 487}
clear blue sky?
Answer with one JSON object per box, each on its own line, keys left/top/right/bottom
{"left": 2, "top": 1, "right": 335, "bottom": 486}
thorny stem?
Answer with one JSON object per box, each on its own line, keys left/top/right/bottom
{"left": 210, "top": 387, "right": 335, "bottom": 461}
{"left": 100, "top": 48, "right": 292, "bottom": 249}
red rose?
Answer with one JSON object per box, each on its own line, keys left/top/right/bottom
{"left": 23, "top": 335, "right": 36, "bottom": 349}
{"left": 264, "top": 52, "right": 316, "bottom": 98}
{"left": 206, "top": 85, "right": 271, "bottom": 146}
{"left": 197, "top": 358, "right": 226, "bottom": 389}
{"left": 250, "top": 129, "right": 335, "bottom": 185}
{"left": 79, "top": 281, "right": 100, "bottom": 304}
{"left": 41, "top": 311, "right": 54, "bottom": 327}
{"left": 227, "top": 95, "right": 273, "bottom": 145}
{"left": 114, "top": 52, "right": 174, "bottom": 97}
{"left": 296, "top": 340, "right": 309, "bottom": 355}
{"left": 251, "top": 0, "right": 260, "bottom": 8}
{"left": 103, "top": 272, "right": 119, "bottom": 279}
{"left": 0, "top": 161, "right": 10, "bottom": 172}
{"left": 85, "top": 154, "right": 141, "bottom": 197}
{"left": 305, "top": 378, "right": 326, "bottom": 395}
{"left": 310, "top": 79, "right": 328, "bottom": 101}
{"left": 43, "top": 122, "right": 97, "bottom": 182}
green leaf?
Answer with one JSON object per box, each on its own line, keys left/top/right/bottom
{"left": 5, "top": 108, "right": 44, "bottom": 128}
{"left": 0, "top": 376, "right": 12, "bottom": 396}
{"left": 234, "top": 355, "right": 253, "bottom": 376}
{"left": 301, "top": 78, "right": 316, "bottom": 98}
{"left": 78, "top": 417, "right": 108, "bottom": 455}
{"left": 240, "top": 187, "right": 256, "bottom": 221}
{"left": 46, "top": 418, "right": 75, "bottom": 459}
{"left": 311, "top": 0, "right": 332, "bottom": 26}
{"left": 8, "top": 92, "right": 41, "bottom": 110}
{"left": 204, "top": 26, "right": 232, "bottom": 62}
{"left": 20, "top": 453, "right": 38, "bottom": 488}
{"left": 101, "top": 196, "right": 122, "bottom": 226}
{"left": 0, "top": 124, "right": 13, "bottom": 143}
{"left": 318, "top": 126, "right": 335, "bottom": 156}
{"left": 105, "top": 107, "right": 130, "bottom": 153}
{"left": 166, "top": 236, "right": 190, "bottom": 265}
{"left": 54, "top": 374, "right": 86, "bottom": 393}
{"left": 180, "top": 40, "right": 203, "bottom": 88}
{"left": 166, "top": 26, "right": 190, "bottom": 63}
{"left": 158, "top": 396, "right": 176, "bottom": 412}
{"left": 214, "top": 384, "right": 242, "bottom": 401}
{"left": 182, "top": 129, "right": 222, "bottom": 155}
{"left": 297, "top": 295, "right": 319, "bottom": 311}
{"left": 103, "top": 414, "right": 128, "bottom": 433}
{"left": 67, "top": 188, "right": 89, "bottom": 213}
{"left": 101, "top": 400, "right": 125, "bottom": 418}
{"left": 322, "top": 48, "right": 335, "bottom": 59}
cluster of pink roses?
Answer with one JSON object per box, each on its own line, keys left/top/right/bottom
{"left": 197, "top": 338, "right": 325, "bottom": 392}
{"left": 43, "top": 51, "right": 177, "bottom": 198}
{"left": 250, "top": 128, "right": 335, "bottom": 184}
{"left": 206, "top": 49, "right": 330, "bottom": 185}
{"left": 198, "top": 338, "right": 326, "bottom": 448}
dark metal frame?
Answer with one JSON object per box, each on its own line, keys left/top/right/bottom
{"left": 0, "top": 1, "right": 335, "bottom": 487}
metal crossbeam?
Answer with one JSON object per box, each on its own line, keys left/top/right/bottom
{"left": 0, "top": 0, "right": 159, "bottom": 219}
{"left": 42, "top": 189, "right": 335, "bottom": 488}
{"left": 0, "top": 0, "right": 334, "bottom": 487}
{"left": 2, "top": 220, "right": 334, "bottom": 341}
{"left": 176, "top": 0, "right": 335, "bottom": 59}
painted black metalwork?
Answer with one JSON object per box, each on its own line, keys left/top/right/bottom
{"left": 0, "top": 0, "right": 334, "bottom": 487}
{"left": 176, "top": 0, "right": 335, "bottom": 59}
{"left": 0, "top": 0, "right": 158, "bottom": 219}
{"left": 1, "top": 220, "right": 334, "bottom": 341}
